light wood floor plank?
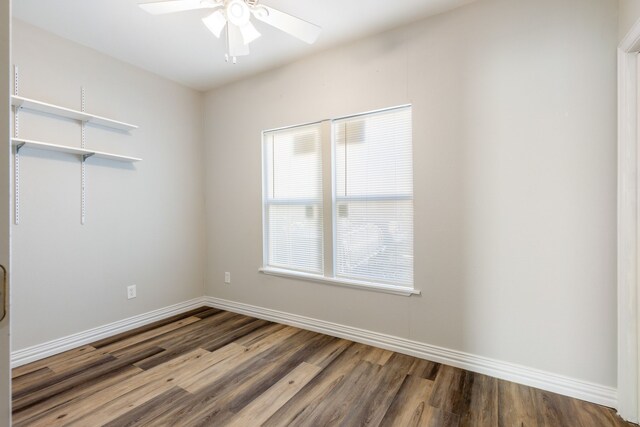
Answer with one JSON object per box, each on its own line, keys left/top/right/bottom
{"left": 12, "top": 365, "right": 143, "bottom": 426}
{"left": 23, "top": 349, "right": 210, "bottom": 427}
{"left": 179, "top": 326, "right": 302, "bottom": 394}
{"left": 497, "top": 379, "right": 539, "bottom": 426}
{"left": 89, "top": 307, "right": 211, "bottom": 349}
{"left": 151, "top": 331, "right": 331, "bottom": 426}
{"left": 380, "top": 375, "right": 435, "bottom": 427}
{"left": 11, "top": 368, "right": 54, "bottom": 396}
{"left": 226, "top": 362, "right": 321, "bottom": 427}
{"left": 99, "top": 316, "right": 202, "bottom": 354}
{"left": 263, "top": 343, "right": 378, "bottom": 426}
{"left": 11, "top": 345, "right": 96, "bottom": 379}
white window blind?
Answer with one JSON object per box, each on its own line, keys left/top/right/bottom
{"left": 334, "top": 106, "right": 413, "bottom": 286}
{"left": 263, "top": 123, "right": 324, "bottom": 274}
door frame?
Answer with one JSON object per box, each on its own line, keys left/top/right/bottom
{"left": 618, "top": 17, "right": 640, "bottom": 424}
{"left": 0, "top": 0, "right": 10, "bottom": 425}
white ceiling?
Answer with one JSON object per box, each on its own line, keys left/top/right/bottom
{"left": 13, "top": 0, "right": 473, "bottom": 91}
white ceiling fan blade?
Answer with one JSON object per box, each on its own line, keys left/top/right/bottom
{"left": 252, "top": 5, "right": 321, "bottom": 44}
{"left": 139, "top": 0, "right": 211, "bottom": 15}
{"left": 239, "top": 21, "right": 261, "bottom": 45}
{"left": 227, "top": 24, "right": 250, "bottom": 57}
{"left": 202, "top": 10, "right": 227, "bottom": 38}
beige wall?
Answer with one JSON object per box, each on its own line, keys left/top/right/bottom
{"left": 11, "top": 20, "right": 206, "bottom": 350}
{"left": 203, "top": 0, "right": 618, "bottom": 387}
{"left": 619, "top": 0, "right": 640, "bottom": 41}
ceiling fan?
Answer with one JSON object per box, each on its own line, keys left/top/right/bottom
{"left": 139, "top": 0, "right": 322, "bottom": 63}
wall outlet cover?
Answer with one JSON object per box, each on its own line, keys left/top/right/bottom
{"left": 127, "top": 285, "right": 137, "bottom": 299}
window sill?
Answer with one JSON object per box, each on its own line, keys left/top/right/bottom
{"left": 258, "top": 267, "right": 421, "bottom": 297}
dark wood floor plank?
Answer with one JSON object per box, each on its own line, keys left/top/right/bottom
{"left": 429, "top": 364, "right": 473, "bottom": 415}
{"left": 110, "top": 311, "right": 242, "bottom": 359}
{"left": 148, "top": 330, "right": 332, "bottom": 426}
{"left": 133, "top": 318, "right": 270, "bottom": 370}
{"left": 533, "top": 387, "right": 583, "bottom": 426}
{"left": 28, "top": 349, "right": 212, "bottom": 426}
{"left": 297, "top": 360, "right": 383, "bottom": 426}
{"left": 178, "top": 326, "right": 303, "bottom": 394}
{"left": 12, "top": 365, "right": 143, "bottom": 426}
{"left": 11, "top": 307, "right": 635, "bottom": 427}
{"left": 102, "top": 386, "right": 191, "bottom": 427}
{"left": 235, "top": 322, "right": 287, "bottom": 347}
{"left": 263, "top": 343, "right": 377, "bottom": 426}
{"left": 226, "top": 362, "right": 322, "bottom": 427}
{"left": 11, "top": 367, "right": 55, "bottom": 396}
{"left": 303, "top": 336, "right": 352, "bottom": 369}
{"left": 575, "top": 399, "right": 623, "bottom": 427}
{"left": 221, "top": 333, "right": 337, "bottom": 414}
{"left": 46, "top": 346, "right": 113, "bottom": 374}
{"left": 99, "top": 316, "right": 202, "bottom": 354}
{"left": 459, "top": 372, "right": 498, "bottom": 426}
{"left": 12, "top": 353, "right": 118, "bottom": 401}
{"left": 75, "top": 350, "right": 225, "bottom": 427}
{"left": 12, "top": 346, "right": 163, "bottom": 414}
{"left": 339, "top": 353, "right": 415, "bottom": 426}
{"left": 97, "top": 346, "right": 248, "bottom": 427}
{"left": 116, "top": 311, "right": 245, "bottom": 365}
{"left": 408, "top": 357, "right": 441, "bottom": 381}
{"left": 108, "top": 328, "right": 306, "bottom": 426}
{"left": 11, "top": 345, "right": 96, "bottom": 379}
{"left": 200, "top": 318, "right": 273, "bottom": 352}
{"left": 380, "top": 375, "right": 436, "bottom": 427}
{"left": 90, "top": 306, "right": 212, "bottom": 348}
{"left": 361, "top": 345, "right": 394, "bottom": 366}
{"left": 193, "top": 307, "right": 223, "bottom": 319}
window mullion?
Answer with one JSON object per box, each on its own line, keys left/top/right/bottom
{"left": 320, "top": 119, "right": 334, "bottom": 278}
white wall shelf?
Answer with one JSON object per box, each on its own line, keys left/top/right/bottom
{"left": 12, "top": 138, "right": 142, "bottom": 163}
{"left": 12, "top": 66, "right": 141, "bottom": 225}
{"left": 11, "top": 95, "right": 138, "bottom": 131}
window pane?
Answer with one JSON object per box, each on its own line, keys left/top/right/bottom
{"left": 263, "top": 123, "right": 323, "bottom": 274}
{"left": 335, "top": 107, "right": 412, "bottom": 198}
{"left": 266, "top": 126, "right": 322, "bottom": 200}
{"left": 267, "top": 204, "right": 323, "bottom": 273}
{"left": 334, "top": 106, "right": 413, "bottom": 286}
{"left": 335, "top": 200, "right": 413, "bottom": 286}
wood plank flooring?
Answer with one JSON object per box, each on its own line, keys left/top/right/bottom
{"left": 11, "top": 307, "right": 635, "bottom": 426}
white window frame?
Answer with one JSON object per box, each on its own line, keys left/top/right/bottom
{"left": 261, "top": 121, "right": 325, "bottom": 275}
{"left": 260, "top": 106, "right": 420, "bottom": 297}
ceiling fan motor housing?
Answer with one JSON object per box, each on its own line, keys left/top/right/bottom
{"left": 227, "top": 0, "right": 251, "bottom": 26}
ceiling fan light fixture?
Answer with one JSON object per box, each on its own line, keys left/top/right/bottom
{"left": 202, "top": 9, "right": 227, "bottom": 38}
{"left": 239, "top": 21, "right": 261, "bottom": 45}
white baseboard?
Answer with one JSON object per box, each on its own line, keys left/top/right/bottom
{"left": 10, "top": 294, "right": 618, "bottom": 410}
{"left": 203, "top": 296, "right": 617, "bottom": 409}
{"left": 11, "top": 297, "right": 207, "bottom": 368}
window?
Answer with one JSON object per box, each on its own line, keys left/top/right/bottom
{"left": 262, "top": 123, "right": 324, "bottom": 274}
{"left": 262, "top": 106, "right": 415, "bottom": 294}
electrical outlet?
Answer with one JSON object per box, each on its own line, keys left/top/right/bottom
{"left": 127, "top": 285, "right": 137, "bottom": 299}
{"left": 224, "top": 272, "right": 231, "bottom": 284}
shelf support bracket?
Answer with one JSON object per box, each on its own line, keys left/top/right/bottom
{"left": 81, "top": 87, "right": 87, "bottom": 225}
{"left": 14, "top": 65, "right": 20, "bottom": 225}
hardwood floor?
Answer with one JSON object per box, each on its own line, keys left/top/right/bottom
{"left": 11, "top": 307, "right": 634, "bottom": 426}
